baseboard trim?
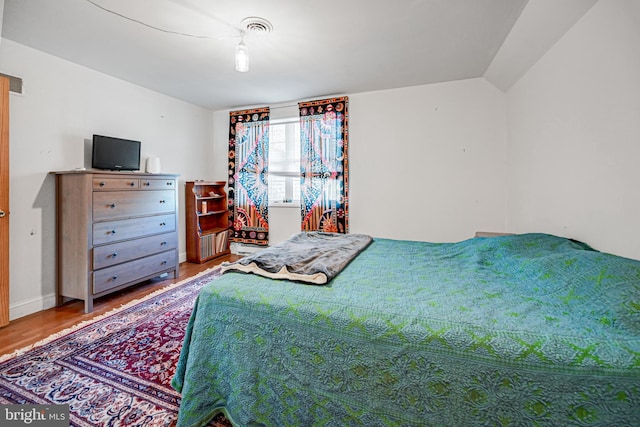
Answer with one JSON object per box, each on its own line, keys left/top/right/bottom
{"left": 11, "top": 253, "right": 187, "bottom": 320}
{"left": 10, "top": 293, "right": 57, "bottom": 321}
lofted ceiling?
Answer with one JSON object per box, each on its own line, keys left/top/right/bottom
{"left": 1, "top": 0, "right": 597, "bottom": 111}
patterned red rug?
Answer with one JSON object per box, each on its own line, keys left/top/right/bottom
{"left": 0, "top": 268, "right": 231, "bottom": 427}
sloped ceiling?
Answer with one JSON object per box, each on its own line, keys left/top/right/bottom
{"left": 1, "top": 0, "right": 596, "bottom": 110}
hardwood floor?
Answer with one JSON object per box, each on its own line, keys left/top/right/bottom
{"left": 0, "top": 255, "right": 241, "bottom": 357}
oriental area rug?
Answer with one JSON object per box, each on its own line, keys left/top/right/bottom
{"left": 0, "top": 268, "right": 231, "bottom": 427}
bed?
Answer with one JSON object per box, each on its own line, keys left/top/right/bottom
{"left": 172, "top": 232, "right": 640, "bottom": 426}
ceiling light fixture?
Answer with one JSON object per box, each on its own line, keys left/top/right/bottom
{"left": 234, "top": 17, "right": 273, "bottom": 73}
{"left": 235, "top": 36, "right": 249, "bottom": 73}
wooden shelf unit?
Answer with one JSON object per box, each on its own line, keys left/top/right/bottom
{"left": 185, "top": 181, "right": 230, "bottom": 263}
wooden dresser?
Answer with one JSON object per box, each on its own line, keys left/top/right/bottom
{"left": 53, "top": 171, "right": 179, "bottom": 313}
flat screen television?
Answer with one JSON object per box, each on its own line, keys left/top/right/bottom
{"left": 91, "top": 134, "right": 141, "bottom": 171}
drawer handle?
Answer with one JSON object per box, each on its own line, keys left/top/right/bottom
{"left": 160, "top": 241, "right": 167, "bottom": 245}
{"left": 110, "top": 229, "right": 117, "bottom": 234}
{"left": 111, "top": 275, "right": 118, "bottom": 281}
{"left": 99, "top": 182, "right": 106, "bottom": 187}
{"left": 143, "top": 182, "right": 150, "bottom": 186}
{"left": 159, "top": 200, "right": 166, "bottom": 204}
{"left": 109, "top": 203, "right": 116, "bottom": 209}
{"left": 161, "top": 261, "right": 167, "bottom": 265}
{"left": 129, "top": 182, "right": 135, "bottom": 187}
{"left": 160, "top": 222, "right": 166, "bottom": 226}
{"left": 111, "top": 252, "right": 118, "bottom": 258}
{"left": 166, "top": 182, "right": 173, "bottom": 186}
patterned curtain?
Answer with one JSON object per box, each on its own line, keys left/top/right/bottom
{"left": 228, "top": 108, "right": 270, "bottom": 245}
{"left": 298, "top": 96, "right": 349, "bottom": 233}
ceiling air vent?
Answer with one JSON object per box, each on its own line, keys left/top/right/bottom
{"left": 241, "top": 17, "right": 273, "bottom": 34}
{"left": 0, "top": 73, "right": 23, "bottom": 95}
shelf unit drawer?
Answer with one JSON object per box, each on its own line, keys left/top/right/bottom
{"left": 93, "top": 213, "right": 176, "bottom": 245}
{"left": 93, "top": 232, "right": 178, "bottom": 270}
{"left": 93, "top": 190, "right": 175, "bottom": 220}
{"left": 93, "top": 177, "right": 139, "bottom": 190}
{"left": 93, "top": 250, "right": 177, "bottom": 294}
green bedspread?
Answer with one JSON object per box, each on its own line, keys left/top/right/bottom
{"left": 172, "top": 233, "right": 640, "bottom": 426}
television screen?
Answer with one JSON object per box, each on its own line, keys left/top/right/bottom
{"left": 92, "top": 135, "right": 141, "bottom": 171}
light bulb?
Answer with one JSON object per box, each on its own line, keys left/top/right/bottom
{"left": 235, "top": 40, "right": 249, "bottom": 72}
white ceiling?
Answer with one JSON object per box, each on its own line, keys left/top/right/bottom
{"left": 1, "top": 0, "right": 597, "bottom": 111}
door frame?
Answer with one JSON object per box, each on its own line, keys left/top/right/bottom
{"left": 1, "top": 76, "right": 10, "bottom": 327}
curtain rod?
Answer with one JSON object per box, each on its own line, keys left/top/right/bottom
{"left": 230, "top": 103, "right": 296, "bottom": 112}
{"left": 269, "top": 104, "right": 298, "bottom": 110}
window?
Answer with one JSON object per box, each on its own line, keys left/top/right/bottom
{"left": 268, "top": 117, "right": 300, "bottom": 205}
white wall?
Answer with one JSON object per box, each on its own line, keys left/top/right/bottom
{"left": 349, "top": 79, "right": 507, "bottom": 242}
{"left": 1, "top": 39, "right": 215, "bottom": 319}
{"left": 505, "top": 0, "right": 640, "bottom": 260}
{"left": 0, "top": 1, "right": 4, "bottom": 48}
{"left": 213, "top": 78, "right": 508, "bottom": 245}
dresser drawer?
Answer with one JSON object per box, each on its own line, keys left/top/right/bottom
{"left": 93, "top": 232, "right": 178, "bottom": 270}
{"left": 93, "top": 250, "right": 177, "bottom": 294}
{"left": 140, "top": 178, "right": 176, "bottom": 190}
{"left": 93, "top": 214, "right": 176, "bottom": 245}
{"left": 93, "top": 177, "right": 139, "bottom": 190}
{"left": 93, "top": 190, "right": 175, "bottom": 220}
